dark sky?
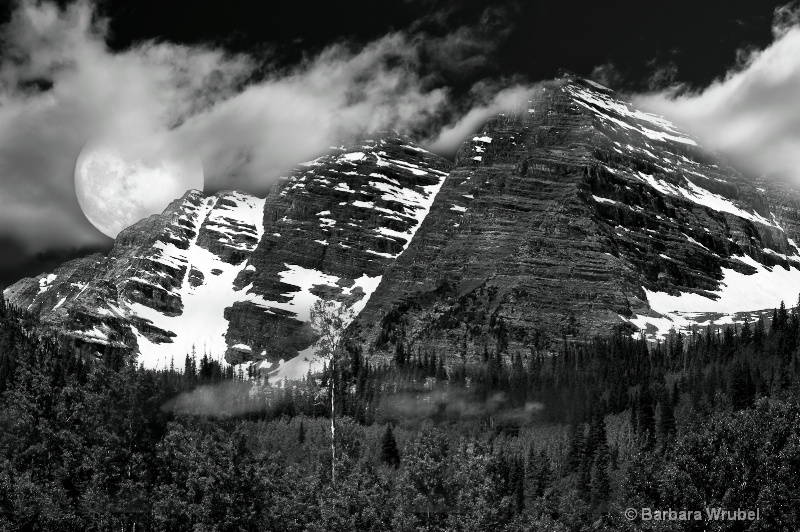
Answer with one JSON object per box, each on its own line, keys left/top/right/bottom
{"left": 0, "top": 0, "right": 793, "bottom": 287}
{"left": 93, "top": 0, "right": 781, "bottom": 90}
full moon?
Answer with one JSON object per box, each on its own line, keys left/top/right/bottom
{"left": 75, "top": 140, "right": 204, "bottom": 238}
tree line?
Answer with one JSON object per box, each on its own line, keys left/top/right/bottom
{"left": 2, "top": 288, "right": 800, "bottom": 530}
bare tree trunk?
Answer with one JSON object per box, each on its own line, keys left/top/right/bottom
{"left": 331, "top": 356, "right": 336, "bottom": 485}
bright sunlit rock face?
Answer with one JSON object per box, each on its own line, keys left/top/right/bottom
{"left": 74, "top": 140, "right": 204, "bottom": 237}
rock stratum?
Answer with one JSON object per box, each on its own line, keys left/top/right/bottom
{"left": 4, "top": 133, "right": 450, "bottom": 376}
{"left": 353, "top": 77, "right": 800, "bottom": 362}
{"left": 7, "top": 76, "right": 800, "bottom": 373}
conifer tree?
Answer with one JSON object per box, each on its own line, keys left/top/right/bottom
{"left": 566, "top": 420, "right": 585, "bottom": 474}
{"left": 656, "top": 398, "right": 675, "bottom": 448}
{"left": 435, "top": 357, "right": 447, "bottom": 382}
{"left": 637, "top": 383, "right": 655, "bottom": 450}
{"left": 590, "top": 446, "right": 610, "bottom": 509}
{"left": 730, "top": 360, "right": 755, "bottom": 410}
{"left": 754, "top": 315, "right": 766, "bottom": 347}
{"left": 741, "top": 317, "right": 752, "bottom": 344}
{"left": 394, "top": 341, "right": 405, "bottom": 367}
{"left": 509, "top": 457, "right": 525, "bottom": 514}
{"left": 536, "top": 448, "right": 552, "bottom": 497}
{"left": 380, "top": 424, "right": 400, "bottom": 468}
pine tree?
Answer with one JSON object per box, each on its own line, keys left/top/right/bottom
{"left": 566, "top": 420, "right": 585, "bottom": 474}
{"left": 656, "top": 398, "right": 675, "bottom": 448}
{"left": 435, "top": 357, "right": 447, "bottom": 382}
{"left": 590, "top": 445, "right": 611, "bottom": 509}
{"left": 509, "top": 457, "right": 525, "bottom": 514}
{"left": 637, "top": 383, "right": 655, "bottom": 450}
{"left": 536, "top": 448, "right": 552, "bottom": 497}
{"left": 730, "top": 360, "right": 755, "bottom": 410}
{"left": 587, "top": 407, "right": 608, "bottom": 457}
{"left": 298, "top": 420, "right": 306, "bottom": 445}
{"left": 585, "top": 408, "right": 611, "bottom": 505}
{"left": 380, "top": 424, "right": 400, "bottom": 468}
{"left": 754, "top": 315, "right": 766, "bottom": 347}
{"left": 394, "top": 341, "right": 405, "bottom": 367}
{"left": 741, "top": 317, "right": 752, "bottom": 344}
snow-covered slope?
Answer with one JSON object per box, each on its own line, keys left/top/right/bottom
{"left": 351, "top": 75, "right": 800, "bottom": 361}
{"left": 8, "top": 78, "right": 800, "bottom": 371}
{"left": 4, "top": 133, "right": 452, "bottom": 373}
{"left": 125, "top": 191, "right": 267, "bottom": 367}
{"left": 571, "top": 77, "right": 800, "bottom": 338}
{"left": 224, "top": 134, "right": 450, "bottom": 379}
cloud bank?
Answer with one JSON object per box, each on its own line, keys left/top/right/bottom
{"left": 634, "top": 3, "right": 800, "bottom": 185}
{"left": 0, "top": 0, "right": 528, "bottom": 253}
{"left": 18, "top": 0, "right": 800, "bottom": 258}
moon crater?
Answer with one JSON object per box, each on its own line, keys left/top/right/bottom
{"left": 75, "top": 141, "right": 204, "bottom": 238}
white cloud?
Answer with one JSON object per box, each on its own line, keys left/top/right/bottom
{"left": 0, "top": 0, "right": 251, "bottom": 249}
{"left": 175, "top": 33, "right": 450, "bottom": 192}
{"left": 633, "top": 3, "right": 800, "bottom": 185}
{"left": 0, "top": 0, "right": 504, "bottom": 252}
{"left": 425, "top": 84, "right": 534, "bottom": 155}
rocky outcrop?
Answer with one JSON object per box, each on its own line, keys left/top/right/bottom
{"left": 220, "top": 134, "right": 450, "bottom": 366}
{"left": 4, "top": 133, "right": 451, "bottom": 371}
{"left": 350, "top": 76, "right": 800, "bottom": 363}
{"left": 8, "top": 77, "right": 800, "bottom": 373}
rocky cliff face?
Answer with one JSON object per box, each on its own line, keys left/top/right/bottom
{"left": 351, "top": 76, "right": 800, "bottom": 362}
{"left": 8, "top": 76, "right": 800, "bottom": 373}
{"left": 4, "top": 133, "right": 450, "bottom": 373}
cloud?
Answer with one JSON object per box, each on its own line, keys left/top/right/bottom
{"left": 0, "top": 0, "right": 517, "bottom": 255}
{"left": 774, "top": 1, "right": 800, "bottom": 37}
{"left": 379, "top": 387, "right": 545, "bottom": 424}
{"left": 590, "top": 62, "right": 623, "bottom": 89}
{"left": 161, "top": 381, "right": 266, "bottom": 418}
{"left": 0, "top": 0, "right": 251, "bottom": 250}
{"left": 646, "top": 60, "right": 678, "bottom": 91}
{"left": 175, "top": 33, "right": 451, "bottom": 193}
{"left": 425, "top": 82, "right": 534, "bottom": 155}
{"left": 633, "top": 2, "right": 800, "bottom": 185}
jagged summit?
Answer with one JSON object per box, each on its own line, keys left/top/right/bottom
{"left": 5, "top": 133, "right": 451, "bottom": 374}
{"left": 351, "top": 76, "right": 800, "bottom": 362}
{"left": 556, "top": 69, "right": 614, "bottom": 91}
{"left": 7, "top": 78, "right": 800, "bottom": 373}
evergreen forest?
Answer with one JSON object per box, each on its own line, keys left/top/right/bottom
{"left": 2, "top": 288, "right": 800, "bottom": 531}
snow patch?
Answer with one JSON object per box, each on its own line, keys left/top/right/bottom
{"left": 267, "top": 274, "right": 383, "bottom": 381}
{"left": 592, "top": 195, "right": 617, "bottom": 205}
{"left": 129, "top": 194, "right": 267, "bottom": 369}
{"left": 38, "top": 274, "right": 57, "bottom": 294}
{"left": 631, "top": 255, "right": 800, "bottom": 339}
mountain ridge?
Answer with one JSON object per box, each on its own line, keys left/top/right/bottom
{"left": 4, "top": 132, "right": 451, "bottom": 374}
{"left": 6, "top": 76, "right": 800, "bottom": 375}
{"left": 351, "top": 75, "right": 800, "bottom": 363}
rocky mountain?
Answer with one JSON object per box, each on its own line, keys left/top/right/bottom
{"left": 350, "top": 76, "right": 800, "bottom": 362}
{"left": 7, "top": 75, "right": 800, "bottom": 373}
{"left": 3, "top": 133, "right": 450, "bottom": 375}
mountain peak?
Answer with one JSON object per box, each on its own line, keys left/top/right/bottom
{"left": 5, "top": 132, "right": 452, "bottom": 376}
{"left": 351, "top": 81, "right": 800, "bottom": 361}
{"left": 556, "top": 70, "right": 614, "bottom": 92}
{"left": 8, "top": 89, "right": 800, "bottom": 376}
